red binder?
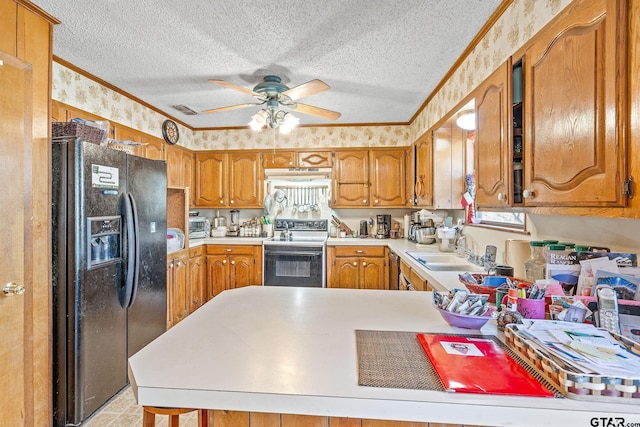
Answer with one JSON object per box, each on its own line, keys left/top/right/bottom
{"left": 416, "top": 334, "right": 554, "bottom": 397}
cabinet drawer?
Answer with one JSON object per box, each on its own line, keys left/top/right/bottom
{"left": 206, "top": 245, "right": 256, "bottom": 255}
{"left": 400, "top": 260, "right": 412, "bottom": 277}
{"left": 334, "top": 246, "right": 385, "bottom": 258}
{"left": 189, "top": 246, "right": 203, "bottom": 257}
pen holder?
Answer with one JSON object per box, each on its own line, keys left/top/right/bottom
{"left": 517, "top": 297, "right": 545, "bottom": 319}
{"left": 262, "top": 223, "right": 273, "bottom": 238}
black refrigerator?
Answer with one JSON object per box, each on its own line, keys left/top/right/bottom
{"left": 52, "top": 138, "right": 167, "bottom": 426}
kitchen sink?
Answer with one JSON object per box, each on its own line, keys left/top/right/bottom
{"left": 406, "top": 252, "right": 478, "bottom": 271}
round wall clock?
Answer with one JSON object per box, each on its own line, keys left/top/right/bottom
{"left": 162, "top": 119, "right": 179, "bottom": 145}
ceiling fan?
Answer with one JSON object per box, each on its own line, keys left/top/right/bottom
{"left": 202, "top": 75, "right": 341, "bottom": 130}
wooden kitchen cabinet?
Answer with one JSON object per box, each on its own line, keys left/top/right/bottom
{"left": 332, "top": 149, "right": 405, "bottom": 208}
{"left": 399, "top": 260, "right": 431, "bottom": 292}
{"left": 205, "top": 245, "right": 261, "bottom": 300}
{"left": 167, "top": 249, "right": 189, "bottom": 328}
{"left": 194, "top": 151, "right": 262, "bottom": 208}
{"left": 297, "top": 151, "right": 332, "bottom": 167}
{"left": 332, "top": 150, "right": 369, "bottom": 207}
{"left": 263, "top": 150, "right": 295, "bottom": 168}
{"left": 262, "top": 150, "right": 333, "bottom": 168}
{"left": 166, "top": 144, "right": 193, "bottom": 188}
{"left": 474, "top": 60, "right": 511, "bottom": 209}
{"left": 413, "top": 137, "right": 434, "bottom": 207}
{"left": 140, "top": 135, "right": 165, "bottom": 160}
{"left": 369, "top": 149, "right": 406, "bottom": 206}
{"left": 188, "top": 246, "right": 205, "bottom": 313}
{"left": 405, "top": 146, "right": 415, "bottom": 207}
{"left": 327, "top": 246, "right": 387, "bottom": 290}
{"left": 432, "top": 124, "right": 465, "bottom": 209}
{"left": 521, "top": 0, "right": 628, "bottom": 207}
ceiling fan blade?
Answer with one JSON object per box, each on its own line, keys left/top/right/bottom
{"left": 209, "top": 79, "right": 259, "bottom": 97}
{"left": 282, "top": 79, "right": 330, "bottom": 100}
{"left": 201, "top": 103, "right": 259, "bottom": 114}
{"left": 294, "top": 103, "right": 341, "bottom": 121}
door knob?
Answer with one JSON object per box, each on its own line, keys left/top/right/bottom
{"left": 362, "top": 262, "right": 367, "bottom": 266}
{"left": 497, "top": 192, "right": 507, "bottom": 202}
{"left": 3, "top": 282, "right": 25, "bottom": 296}
{"left": 223, "top": 260, "right": 227, "bottom": 264}
{"left": 522, "top": 189, "right": 535, "bottom": 199}
{"left": 231, "top": 260, "right": 235, "bottom": 265}
{"left": 352, "top": 262, "right": 358, "bottom": 266}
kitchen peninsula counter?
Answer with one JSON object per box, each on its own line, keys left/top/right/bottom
{"left": 128, "top": 287, "right": 640, "bottom": 426}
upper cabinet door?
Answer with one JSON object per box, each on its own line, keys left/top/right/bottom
{"left": 332, "top": 150, "right": 369, "bottom": 207}
{"left": 414, "top": 134, "right": 434, "bottom": 207}
{"left": 194, "top": 152, "right": 227, "bottom": 207}
{"left": 369, "top": 149, "right": 405, "bottom": 207}
{"left": 474, "top": 61, "right": 511, "bottom": 209}
{"left": 263, "top": 151, "right": 295, "bottom": 168}
{"left": 522, "top": 0, "right": 627, "bottom": 207}
{"left": 228, "top": 152, "right": 262, "bottom": 208}
{"left": 297, "top": 151, "right": 333, "bottom": 168}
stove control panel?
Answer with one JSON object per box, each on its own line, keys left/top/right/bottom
{"left": 274, "top": 219, "right": 328, "bottom": 231}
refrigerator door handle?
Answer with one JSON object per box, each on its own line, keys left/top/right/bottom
{"left": 122, "top": 192, "right": 139, "bottom": 308}
{"left": 126, "top": 192, "right": 141, "bottom": 308}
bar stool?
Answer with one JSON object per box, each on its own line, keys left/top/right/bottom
{"left": 142, "top": 406, "right": 209, "bottom": 427}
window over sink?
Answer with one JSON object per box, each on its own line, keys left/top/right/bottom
{"left": 474, "top": 210, "right": 525, "bottom": 231}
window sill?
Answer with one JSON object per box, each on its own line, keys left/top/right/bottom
{"left": 465, "top": 222, "right": 530, "bottom": 235}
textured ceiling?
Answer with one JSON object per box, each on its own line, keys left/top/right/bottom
{"left": 34, "top": 0, "right": 502, "bottom": 129}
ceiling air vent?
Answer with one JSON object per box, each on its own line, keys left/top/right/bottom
{"left": 171, "top": 104, "right": 199, "bottom": 115}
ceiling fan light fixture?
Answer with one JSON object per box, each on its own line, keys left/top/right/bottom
{"left": 279, "top": 113, "right": 299, "bottom": 134}
{"left": 456, "top": 110, "right": 476, "bottom": 131}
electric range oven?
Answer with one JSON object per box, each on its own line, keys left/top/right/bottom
{"left": 263, "top": 219, "right": 328, "bottom": 288}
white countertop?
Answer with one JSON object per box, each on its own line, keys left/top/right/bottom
{"left": 128, "top": 287, "right": 640, "bottom": 426}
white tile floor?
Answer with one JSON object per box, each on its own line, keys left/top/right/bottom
{"left": 82, "top": 386, "right": 200, "bottom": 427}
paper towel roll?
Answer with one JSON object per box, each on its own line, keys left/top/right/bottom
{"left": 404, "top": 215, "right": 410, "bottom": 239}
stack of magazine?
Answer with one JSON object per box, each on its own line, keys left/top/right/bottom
{"left": 512, "top": 320, "right": 640, "bottom": 378}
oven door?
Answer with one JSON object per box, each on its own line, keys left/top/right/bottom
{"left": 263, "top": 244, "right": 325, "bottom": 288}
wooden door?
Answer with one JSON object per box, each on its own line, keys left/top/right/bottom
{"left": 205, "top": 255, "right": 229, "bottom": 300}
{"left": 414, "top": 138, "right": 433, "bottom": 206}
{"left": 181, "top": 149, "right": 193, "bottom": 190}
{"left": 0, "top": 49, "right": 30, "bottom": 427}
{"left": 298, "top": 151, "right": 333, "bottom": 167}
{"left": 228, "top": 152, "right": 262, "bottom": 207}
{"left": 165, "top": 144, "right": 183, "bottom": 187}
{"left": 169, "top": 253, "right": 189, "bottom": 326}
{"left": 405, "top": 146, "right": 415, "bottom": 206}
{"left": 333, "top": 150, "right": 369, "bottom": 207}
{"left": 361, "top": 258, "right": 386, "bottom": 290}
{"left": 194, "top": 152, "right": 227, "bottom": 207}
{"left": 330, "top": 258, "right": 360, "bottom": 288}
{"left": 263, "top": 150, "right": 295, "bottom": 168}
{"left": 369, "top": 149, "right": 405, "bottom": 206}
{"left": 211, "top": 410, "right": 250, "bottom": 427}
{"left": 113, "top": 124, "right": 142, "bottom": 156}
{"left": 229, "top": 255, "right": 256, "bottom": 288}
{"left": 188, "top": 250, "right": 205, "bottom": 312}
{"left": 523, "top": 0, "right": 627, "bottom": 207}
{"left": 474, "top": 61, "right": 511, "bottom": 208}
{"left": 141, "top": 135, "right": 165, "bottom": 160}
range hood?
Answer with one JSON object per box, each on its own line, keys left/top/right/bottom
{"left": 264, "top": 168, "right": 332, "bottom": 180}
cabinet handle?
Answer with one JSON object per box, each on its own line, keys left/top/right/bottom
{"left": 374, "top": 199, "right": 379, "bottom": 204}
{"left": 355, "top": 250, "right": 364, "bottom": 254}
{"left": 177, "top": 261, "right": 184, "bottom": 267}
{"left": 223, "top": 260, "right": 227, "bottom": 264}
{"left": 497, "top": 192, "right": 507, "bottom": 202}
{"left": 362, "top": 262, "right": 367, "bottom": 266}
{"left": 352, "top": 262, "right": 358, "bottom": 266}
{"left": 226, "top": 248, "right": 232, "bottom": 252}
{"left": 363, "top": 199, "right": 367, "bottom": 204}
{"left": 230, "top": 200, "right": 234, "bottom": 204}
{"left": 219, "top": 200, "right": 224, "bottom": 205}
{"left": 522, "top": 189, "right": 535, "bottom": 199}
{"left": 231, "top": 260, "right": 235, "bottom": 265}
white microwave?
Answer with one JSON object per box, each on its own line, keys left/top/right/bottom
{"left": 188, "top": 217, "right": 210, "bottom": 239}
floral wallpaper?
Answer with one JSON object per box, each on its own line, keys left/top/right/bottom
{"left": 52, "top": 0, "right": 571, "bottom": 151}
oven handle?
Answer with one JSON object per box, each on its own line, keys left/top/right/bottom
{"left": 265, "top": 250, "right": 323, "bottom": 257}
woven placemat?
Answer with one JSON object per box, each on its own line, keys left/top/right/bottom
{"left": 355, "top": 330, "right": 562, "bottom": 397}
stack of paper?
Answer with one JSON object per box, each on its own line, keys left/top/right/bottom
{"left": 513, "top": 320, "right": 640, "bottom": 378}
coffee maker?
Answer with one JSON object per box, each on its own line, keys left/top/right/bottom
{"left": 375, "top": 214, "right": 391, "bottom": 239}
